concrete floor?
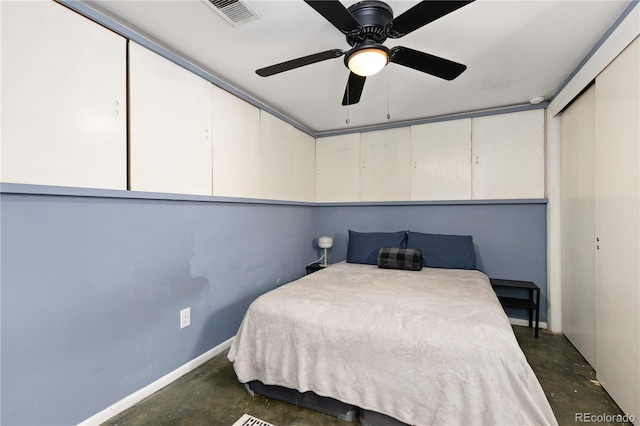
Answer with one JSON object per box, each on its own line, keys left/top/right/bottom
{"left": 103, "top": 326, "right": 631, "bottom": 426}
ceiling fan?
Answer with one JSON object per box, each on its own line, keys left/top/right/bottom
{"left": 256, "top": 0, "right": 475, "bottom": 106}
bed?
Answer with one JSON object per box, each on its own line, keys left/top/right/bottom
{"left": 228, "top": 232, "right": 557, "bottom": 425}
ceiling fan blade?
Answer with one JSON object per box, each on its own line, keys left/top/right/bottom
{"left": 342, "top": 72, "right": 366, "bottom": 105}
{"left": 390, "top": 46, "right": 466, "bottom": 80}
{"left": 256, "top": 49, "right": 344, "bottom": 77}
{"left": 386, "top": 1, "right": 474, "bottom": 38}
{"left": 304, "top": 0, "right": 361, "bottom": 35}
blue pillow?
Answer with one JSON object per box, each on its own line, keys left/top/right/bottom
{"left": 347, "top": 230, "right": 407, "bottom": 265}
{"left": 407, "top": 231, "right": 476, "bottom": 270}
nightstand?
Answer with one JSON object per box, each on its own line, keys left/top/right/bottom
{"left": 306, "top": 263, "right": 326, "bottom": 275}
{"left": 490, "top": 278, "right": 540, "bottom": 338}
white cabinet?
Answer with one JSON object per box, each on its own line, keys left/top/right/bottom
{"left": 211, "top": 86, "right": 261, "bottom": 199}
{"left": 1, "top": 1, "right": 126, "bottom": 189}
{"left": 472, "top": 109, "right": 545, "bottom": 199}
{"left": 293, "top": 127, "right": 316, "bottom": 203}
{"left": 129, "top": 42, "right": 212, "bottom": 196}
{"left": 560, "top": 85, "right": 596, "bottom": 367}
{"left": 360, "top": 127, "right": 411, "bottom": 202}
{"left": 593, "top": 38, "right": 639, "bottom": 420}
{"left": 316, "top": 134, "right": 360, "bottom": 202}
{"left": 260, "top": 111, "right": 294, "bottom": 201}
{"left": 410, "top": 119, "right": 472, "bottom": 200}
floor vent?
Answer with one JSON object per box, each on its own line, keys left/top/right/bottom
{"left": 232, "top": 413, "right": 274, "bottom": 426}
{"left": 203, "top": 0, "right": 261, "bottom": 26}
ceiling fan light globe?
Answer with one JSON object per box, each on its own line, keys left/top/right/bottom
{"left": 347, "top": 48, "right": 389, "bottom": 77}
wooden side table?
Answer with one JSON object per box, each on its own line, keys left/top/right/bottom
{"left": 490, "top": 278, "right": 540, "bottom": 338}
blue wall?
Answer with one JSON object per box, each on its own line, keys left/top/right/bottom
{"left": 0, "top": 189, "right": 547, "bottom": 425}
{"left": 0, "top": 190, "right": 317, "bottom": 425}
{"left": 316, "top": 201, "right": 548, "bottom": 321}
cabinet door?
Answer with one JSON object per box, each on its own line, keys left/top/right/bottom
{"left": 472, "top": 109, "right": 544, "bottom": 199}
{"left": 211, "top": 86, "right": 261, "bottom": 198}
{"left": 560, "top": 85, "right": 596, "bottom": 367}
{"left": 360, "top": 127, "right": 411, "bottom": 202}
{"left": 261, "top": 112, "right": 294, "bottom": 200}
{"left": 129, "top": 42, "right": 212, "bottom": 196}
{"left": 594, "top": 38, "right": 640, "bottom": 420}
{"left": 316, "top": 134, "right": 360, "bottom": 202}
{"left": 1, "top": 1, "right": 126, "bottom": 189}
{"left": 293, "top": 127, "right": 316, "bottom": 202}
{"left": 411, "top": 119, "right": 471, "bottom": 200}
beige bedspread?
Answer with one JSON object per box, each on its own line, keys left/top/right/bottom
{"left": 228, "top": 262, "right": 557, "bottom": 425}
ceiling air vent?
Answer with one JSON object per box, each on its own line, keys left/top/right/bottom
{"left": 203, "top": 0, "right": 261, "bottom": 26}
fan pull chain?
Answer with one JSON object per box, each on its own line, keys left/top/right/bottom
{"left": 386, "top": 67, "right": 391, "bottom": 120}
{"left": 346, "top": 80, "right": 351, "bottom": 124}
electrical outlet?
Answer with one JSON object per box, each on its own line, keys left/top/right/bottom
{"left": 180, "top": 307, "right": 191, "bottom": 329}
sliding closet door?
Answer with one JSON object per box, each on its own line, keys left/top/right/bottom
{"left": 594, "top": 38, "right": 639, "bottom": 420}
{"left": 560, "top": 85, "right": 596, "bottom": 367}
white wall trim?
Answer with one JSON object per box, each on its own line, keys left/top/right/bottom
{"left": 549, "top": 2, "right": 639, "bottom": 116}
{"left": 546, "top": 110, "right": 563, "bottom": 333}
{"left": 78, "top": 336, "right": 235, "bottom": 426}
{"left": 509, "top": 317, "right": 549, "bottom": 331}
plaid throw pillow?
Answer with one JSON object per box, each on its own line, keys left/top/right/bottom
{"left": 377, "top": 247, "right": 423, "bottom": 271}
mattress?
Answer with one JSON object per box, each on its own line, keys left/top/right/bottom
{"left": 228, "top": 262, "right": 557, "bottom": 425}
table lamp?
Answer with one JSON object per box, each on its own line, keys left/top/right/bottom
{"left": 318, "top": 236, "right": 333, "bottom": 266}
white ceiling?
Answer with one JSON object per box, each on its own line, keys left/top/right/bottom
{"left": 81, "top": 0, "right": 632, "bottom": 134}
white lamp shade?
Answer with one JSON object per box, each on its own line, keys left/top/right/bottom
{"left": 318, "top": 236, "right": 333, "bottom": 248}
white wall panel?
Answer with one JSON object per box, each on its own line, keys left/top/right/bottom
{"left": 211, "top": 86, "right": 261, "bottom": 198}
{"left": 594, "top": 37, "right": 640, "bottom": 420}
{"left": 293, "top": 127, "right": 316, "bottom": 203}
{"left": 261, "top": 111, "right": 294, "bottom": 201}
{"left": 411, "top": 119, "right": 472, "bottom": 200}
{"left": 360, "top": 127, "right": 411, "bottom": 202}
{"left": 1, "top": 1, "right": 126, "bottom": 189}
{"left": 129, "top": 42, "right": 212, "bottom": 195}
{"left": 560, "top": 85, "right": 596, "bottom": 366}
{"left": 316, "top": 134, "right": 360, "bottom": 202}
{"left": 472, "top": 109, "right": 545, "bottom": 199}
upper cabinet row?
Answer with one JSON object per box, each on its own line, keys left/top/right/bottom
{"left": 316, "top": 109, "right": 545, "bottom": 202}
{"left": 1, "top": 1, "right": 315, "bottom": 202}
{"left": 128, "top": 42, "right": 315, "bottom": 202}
{"left": 1, "top": 1, "right": 543, "bottom": 204}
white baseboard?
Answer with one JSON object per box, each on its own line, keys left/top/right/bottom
{"left": 78, "top": 336, "right": 235, "bottom": 426}
{"left": 508, "top": 317, "right": 548, "bottom": 330}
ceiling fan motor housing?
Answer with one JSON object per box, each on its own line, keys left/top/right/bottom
{"left": 346, "top": 0, "right": 393, "bottom": 46}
